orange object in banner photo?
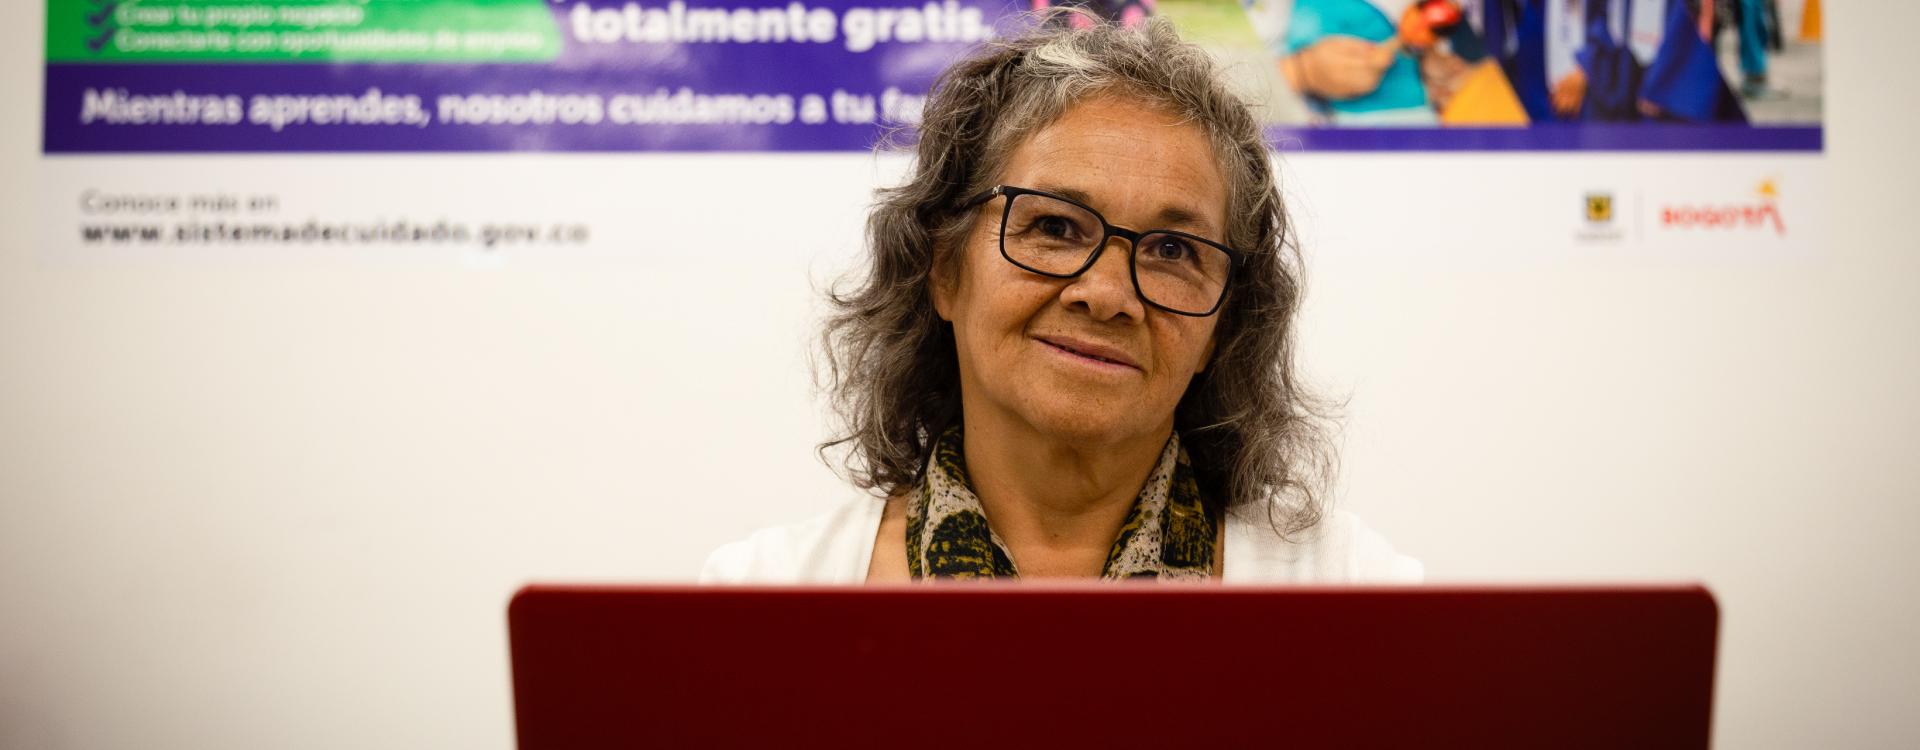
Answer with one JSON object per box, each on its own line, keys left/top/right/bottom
{"left": 1800, "top": 0, "right": 1822, "bottom": 42}
{"left": 1441, "top": 60, "right": 1531, "bottom": 125}
{"left": 1398, "top": 0, "right": 1464, "bottom": 50}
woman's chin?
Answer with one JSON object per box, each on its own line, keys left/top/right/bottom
{"left": 1012, "top": 397, "right": 1170, "bottom": 448}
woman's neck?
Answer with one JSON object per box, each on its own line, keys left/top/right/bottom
{"left": 957, "top": 406, "right": 1174, "bottom": 577}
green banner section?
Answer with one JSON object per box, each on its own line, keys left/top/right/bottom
{"left": 48, "top": 0, "right": 562, "bottom": 62}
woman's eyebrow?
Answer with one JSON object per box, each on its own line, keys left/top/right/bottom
{"left": 1034, "top": 183, "right": 1095, "bottom": 205}
{"left": 1034, "top": 183, "right": 1215, "bottom": 231}
{"left": 1153, "top": 205, "right": 1211, "bottom": 232}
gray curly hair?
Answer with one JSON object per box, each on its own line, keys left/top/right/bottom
{"left": 817, "top": 12, "right": 1335, "bottom": 536}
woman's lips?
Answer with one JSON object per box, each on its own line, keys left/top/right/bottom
{"left": 1036, "top": 336, "right": 1141, "bottom": 371}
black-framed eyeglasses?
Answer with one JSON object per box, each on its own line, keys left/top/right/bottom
{"left": 960, "top": 185, "right": 1241, "bottom": 317}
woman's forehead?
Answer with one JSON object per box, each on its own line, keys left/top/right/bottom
{"left": 997, "top": 96, "right": 1229, "bottom": 230}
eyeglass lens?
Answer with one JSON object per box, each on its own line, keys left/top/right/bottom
{"left": 1001, "top": 192, "right": 1231, "bottom": 315}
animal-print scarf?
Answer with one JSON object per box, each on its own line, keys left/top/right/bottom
{"left": 906, "top": 426, "right": 1216, "bottom": 580}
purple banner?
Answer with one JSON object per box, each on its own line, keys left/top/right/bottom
{"left": 46, "top": 60, "right": 954, "bottom": 152}
{"left": 42, "top": 0, "right": 1826, "bottom": 153}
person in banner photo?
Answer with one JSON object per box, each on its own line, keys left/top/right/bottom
{"left": 1532, "top": 0, "right": 1746, "bottom": 122}
{"left": 1710, "top": 0, "right": 1784, "bottom": 99}
{"left": 1245, "top": 0, "right": 1529, "bottom": 126}
{"left": 1032, "top": 0, "right": 1158, "bottom": 28}
{"left": 1266, "top": 0, "right": 1438, "bottom": 125}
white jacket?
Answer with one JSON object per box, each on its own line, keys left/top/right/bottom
{"left": 702, "top": 498, "right": 1423, "bottom": 584}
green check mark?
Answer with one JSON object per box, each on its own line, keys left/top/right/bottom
{"left": 86, "top": 1, "right": 117, "bottom": 27}
{"left": 86, "top": 26, "right": 115, "bottom": 52}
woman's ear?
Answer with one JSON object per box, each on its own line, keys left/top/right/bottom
{"left": 929, "top": 242, "right": 957, "bottom": 322}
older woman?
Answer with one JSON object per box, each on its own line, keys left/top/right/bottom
{"left": 704, "top": 15, "right": 1419, "bottom": 583}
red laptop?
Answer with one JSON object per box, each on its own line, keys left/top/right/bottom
{"left": 508, "top": 584, "right": 1717, "bottom": 749}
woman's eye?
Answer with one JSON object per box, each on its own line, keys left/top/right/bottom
{"left": 1148, "top": 237, "right": 1194, "bottom": 261}
{"left": 1035, "top": 215, "right": 1077, "bottom": 239}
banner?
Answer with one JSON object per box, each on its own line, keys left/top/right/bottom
{"left": 45, "top": 0, "right": 1823, "bottom": 153}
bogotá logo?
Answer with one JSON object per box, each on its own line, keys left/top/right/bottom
{"left": 1575, "top": 190, "right": 1622, "bottom": 242}
{"left": 1586, "top": 193, "right": 1614, "bottom": 224}
{"left": 1660, "top": 180, "right": 1787, "bottom": 237}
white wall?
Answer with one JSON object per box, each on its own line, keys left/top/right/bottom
{"left": 4, "top": 3, "right": 1916, "bottom": 749}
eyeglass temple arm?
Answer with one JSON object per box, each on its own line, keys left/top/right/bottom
{"left": 959, "top": 185, "right": 1004, "bottom": 209}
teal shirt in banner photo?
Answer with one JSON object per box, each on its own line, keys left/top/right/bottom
{"left": 1283, "top": 0, "right": 1430, "bottom": 122}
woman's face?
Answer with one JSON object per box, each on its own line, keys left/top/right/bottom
{"left": 933, "top": 94, "right": 1229, "bottom": 446}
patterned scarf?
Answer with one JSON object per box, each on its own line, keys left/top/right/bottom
{"left": 906, "top": 426, "right": 1217, "bottom": 580}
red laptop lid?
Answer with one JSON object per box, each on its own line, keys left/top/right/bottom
{"left": 509, "top": 585, "right": 1717, "bottom": 749}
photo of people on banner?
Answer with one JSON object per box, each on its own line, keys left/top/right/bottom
{"left": 1236, "top": 0, "right": 1820, "bottom": 127}
{"left": 1049, "top": 0, "right": 1822, "bottom": 128}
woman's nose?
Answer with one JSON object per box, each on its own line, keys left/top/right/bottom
{"left": 1059, "top": 236, "right": 1146, "bottom": 322}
